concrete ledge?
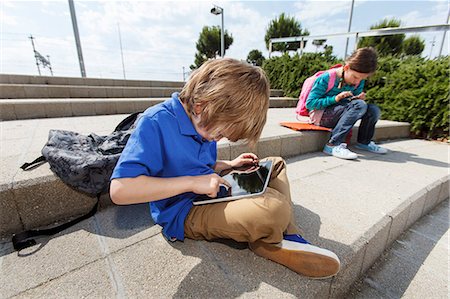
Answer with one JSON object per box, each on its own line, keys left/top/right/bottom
{"left": 0, "top": 84, "right": 285, "bottom": 99}
{"left": 1, "top": 109, "right": 410, "bottom": 237}
{"left": 0, "top": 97, "right": 297, "bottom": 120}
{"left": 0, "top": 74, "right": 185, "bottom": 88}
{"left": 0, "top": 138, "right": 447, "bottom": 298}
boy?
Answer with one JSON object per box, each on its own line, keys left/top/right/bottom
{"left": 110, "top": 58, "right": 340, "bottom": 278}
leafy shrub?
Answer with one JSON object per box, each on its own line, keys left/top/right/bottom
{"left": 263, "top": 54, "right": 449, "bottom": 139}
{"left": 262, "top": 52, "right": 339, "bottom": 97}
{"left": 366, "top": 56, "right": 449, "bottom": 138}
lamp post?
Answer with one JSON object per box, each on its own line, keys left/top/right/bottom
{"left": 211, "top": 5, "right": 224, "bottom": 57}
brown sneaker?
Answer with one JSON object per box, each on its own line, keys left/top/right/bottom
{"left": 249, "top": 234, "right": 340, "bottom": 279}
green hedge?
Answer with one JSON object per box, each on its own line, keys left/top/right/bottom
{"left": 263, "top": 54, "right": 449, "bottom": 139}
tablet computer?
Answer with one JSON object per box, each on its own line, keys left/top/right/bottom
{"left": 192, "top": 160, "right": 273, "bottom": 205}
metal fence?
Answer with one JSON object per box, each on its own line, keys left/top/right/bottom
{"left": 269, "top": 24, "right": 450, "bottom": 58}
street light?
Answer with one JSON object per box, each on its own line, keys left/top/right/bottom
{"left": 211, "top": 5, "right": 224, "bottom": 57}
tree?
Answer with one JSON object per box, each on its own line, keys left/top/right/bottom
{"left": 247, "top": 49, "right": 265, "bottom": 66}
{"left": 358, "top": 18, "right": 405, "bottom": 56}
{"left": 312, "top": 39, "right": 327, "bottom": 52}
{"left": 190, "top": 26, "right": 233, "bottom": 69}
{"left": 403, "top": 35, "right": 425, "bottom": 56}
{"left": 264, "top": 13, "right": 309, "bottom": 53}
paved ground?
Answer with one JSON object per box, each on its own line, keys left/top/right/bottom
{"left": 0, "top": 138, "right": 448, "bottom": 298}
{"left": 348, "top": 199, "right": 449, "bottom": 298}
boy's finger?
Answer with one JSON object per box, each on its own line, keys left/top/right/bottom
{"left": 219, "top": 178, "right": 232, "bottom": 188}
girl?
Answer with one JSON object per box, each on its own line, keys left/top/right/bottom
{"left": 306, "top": 47, "right": 387, "bottom": 160}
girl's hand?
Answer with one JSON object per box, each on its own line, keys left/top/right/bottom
{"left": 354, "top": 92, "right": 366, "bottom": 100}
{"left": 191, "top": 173, "right": 231, "bottom": 198}
{"left": 230, "top": 153, "right": 259, "bottom": 169}
{"left": 335, "top": 91, "right": 353, "bottom": 102}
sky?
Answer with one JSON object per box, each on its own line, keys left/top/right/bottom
{"left": 1, "top": 0, "right": 449, "bottom": 81}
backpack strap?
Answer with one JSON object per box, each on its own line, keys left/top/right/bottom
{"left": 12, "top": 196, "right": 99, "bottom": 251}
{"left": 326, "top": 69, "right": 337, "bottom": 93}
{"left": 20, "top": 156, "right": 46, "bottom": 170}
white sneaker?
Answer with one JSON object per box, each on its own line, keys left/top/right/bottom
{"left": 355, "top": 141, "right": 388, "bottom": 154}
{"left": 249, "top": 234, "right": 340, "bottom": 279}
{"left": 323, "top": 143, "right": 357, "bottom": 160}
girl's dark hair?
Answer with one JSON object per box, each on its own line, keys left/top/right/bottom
{"left": 346, "top": 47, "right": 378, "bottom": 73}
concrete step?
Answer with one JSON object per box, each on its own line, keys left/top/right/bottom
{"left": 0, "top": 74, "right": 186, "bottom": 88}
{"left": 0, "top": 138, "right": 447, "bottom": 298}
{"left": 0, "top": 97, "right": 296, "bottom": 120}
{"left": 1, "top": 107, "right": 410, "bottom": 237}
{"left": 0, "top": 84, "right": 285, "bottom": 99}
{"left": 348, "top": 199, "right": 449, "bottom": 298}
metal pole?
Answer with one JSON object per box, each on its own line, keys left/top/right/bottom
{"left": 344, "top": 0, "right": 355, "bottom": 59}
{"left": 29, "top": 35, "right": 41, "bottom": 75}
{"left": 300, "top": 38, "right": 304, "bottom": 56}
{"left": 429, "top": 36, "right": 436, "bottom": 58}
{"left": 221, "top": 9, "right": 224, "bottom": 57}
{"left": 269, "top": 41, "right": 272, "bottom": 58}
{"left": 438, "top": 8, "right": 450, "bottom": 57}
{"left": 118, "top": 22, "right": 126, "bottom": 79}
{"left": 182, "top": 66, "right": 185, "bottom": 81}
{"left": 68, "top": 0, "right": 86, "bottom": 77}
{"left": 47, "top": 55, "right": 54, "bottom": 76}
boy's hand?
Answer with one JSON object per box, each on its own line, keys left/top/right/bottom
{"left": 192, "top": 173, "right": 232, "bottom": 198}
{"left": 230, "top": 153, "right": 259, "bottom": 169}
{"left": 335, "top": 91, "right": 353, "bottom": 102}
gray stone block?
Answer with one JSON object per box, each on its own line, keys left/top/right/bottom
{"left": 0, "top": 102, "right": 17, "bottom": 120}
{"left": 361, "top": 216, "right": 391, "bottom": 274}
{"left": 270, "top": 89, "right": 284, "bottom": 97}
{"left": 0, "top": 189, "right": 23, "bottom": 237}
{"left": 46, "top": 76, "right": 69, "bottom": 85}
{"left": 386, "top": 199, "right": 411, "bottom": 247}
{"left": 43, "top": 101, "right": 73, "bottom": 118}
{"left": 71, "top": 100, "right": 97, "bottom": 116}
{"left": 121, "top": 87, "right": 138, "bottom": 97}
{"left": 217, "top": 143, "right": 231, "bottom": 160}
{"left": 23, "top": 85, "right": 49, "bottom": 98}
{"left": 12, "top": 177, "right": 96, "bottom": 230}
{"left": 330, "top": 247, "right": 366, "bottom": 298}
{"left": 298, "top": 131, "right": 330, "bottom": 154}
{"left": 134, "top": 100, "right": 152, "bottom": 112}
{"left": 269, "top": 98, "right": 297, "bottom": 108}
{"left": 106, "top": 87, "right": 124, "bottom": 98}
{"left": 0, "top": 84, "right": 26, "bottom": 98}
{"left": 280, "top": 134, "right": 303, "bottom": 157}
{"left": 438, "top": 175, "right": 449, "bottom": 202}
{"left": 87, "top": 87, "right": 107, "bottom": 98}
{"left": 422, "top": 180, "right": 443, "bottom": 216}
{"left": 94, "top": 101, "right": 117, "bottom": 116}
{"left": 69, "top": 86, "right": 90, "bottom": 98}
{"left": 257, "top": 136, "right": 281, "bottom": 158}
{"left": 230, "top": 140, "right": 257, "bottom": 159}
{"left": 14, "top": 101, "right": 47, "bottom": 119}
{"left": 115, "top": 99, "right": 136, "bottom": 114}
{"left": 48, "top": 86, "right": 70, "bottom": 98}
{"left": 405, "top": 188, "right": 428, "bottom": 229}
{"left": 136, "top": 87, "right": 152, "bottom": 97}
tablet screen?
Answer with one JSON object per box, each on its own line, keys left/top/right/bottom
{"left": 192, "top": 160, "right": 273, "bottom": 205}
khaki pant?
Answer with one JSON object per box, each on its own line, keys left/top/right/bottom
{"left": 184, "top": 157, "right": 301, "bottom": 244}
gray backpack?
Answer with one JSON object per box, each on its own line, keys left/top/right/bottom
{"left": 13, "top": 112, "right": 141, "bottom": 251}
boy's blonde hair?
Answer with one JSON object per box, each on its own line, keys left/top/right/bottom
{"left": 179, "top": 58, "right": 270, "bottom": 145}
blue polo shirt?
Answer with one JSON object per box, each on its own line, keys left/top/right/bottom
{"left": 111, "top": 93, "right": 217, "bottom": 241}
